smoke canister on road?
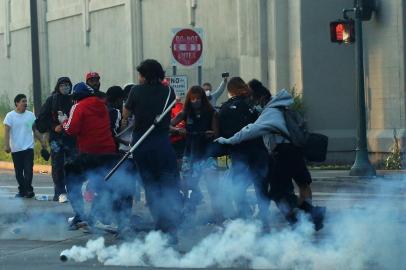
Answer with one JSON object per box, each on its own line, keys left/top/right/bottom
{"left": 60, "top": 251, "right": 68, "bottom": 262}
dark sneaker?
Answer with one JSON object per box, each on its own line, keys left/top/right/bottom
{"left": 312, "top": 206, "right": 326, "bottom": 231}
{"left": 25, "top": 191, "right": 35, "bottom": 199}
{"left": 68, "top": 222, "right": 80, "bottom": 231}
{"left": 115, "top": 227, "right": 135, "bottom": 240}
{"left": 15, "top": 193, "right": 25, "bottom": 198}
{"left": 52, "top": 194, "right": 59, "bottom": 202}
{"left": 285, "top": 209, "right": 299, "bottom": 226}
{"left": 68, "top": 216, "right": 84, "bottom": 231}
{"left": 166, "top": 233, "right": 178, "bottom": 246}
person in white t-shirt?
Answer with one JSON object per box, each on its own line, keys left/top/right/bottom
{"left": 3, "top": 94, "right": 46, "bottom": 198}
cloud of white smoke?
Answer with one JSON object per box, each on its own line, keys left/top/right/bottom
{"left": 60, "top": 177, "right": 405, "bottom": 270}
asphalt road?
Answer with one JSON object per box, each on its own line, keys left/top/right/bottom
{"left": 0, "top": 171, "right": 405, "bottom": 270}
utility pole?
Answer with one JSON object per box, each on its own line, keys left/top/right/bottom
{"left": 349, "top": 0, "right": 376, "bottom": 176}
{"left": 30, "top": 0, "right": 42, "bottom": 115}
{"left": 331, "top": 0, "right": 376, "bottom": 176}
{"left": 349, "top": 4, "right": 376, "bottom": 176}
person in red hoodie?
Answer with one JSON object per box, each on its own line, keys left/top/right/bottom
{"left": 170, "top": 96, "right": 186, "bottom": 160}
{"left": 61, "top": 82, "right": 118, "bottom": 230}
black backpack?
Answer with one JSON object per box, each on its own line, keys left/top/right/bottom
{"left": 280, "top": 108, "right": 308, "bottom": 147}
{"left": 219, "top": 98, "right": 258, "bottom": 138}
{"left": 278, "top": 107, "right": 328, "bottom": 162}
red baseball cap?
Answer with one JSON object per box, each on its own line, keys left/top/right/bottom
{"left": 85, "top": 72, "right": 100, "bottom": 81}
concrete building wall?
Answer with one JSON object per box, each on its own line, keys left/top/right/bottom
{"left": 268, "top": 0, "right": 290, "bottom": 91}
{"left": 0, "top": 0, "right": 32, "bottom": 102}
{"left": 46, "top": 1, "right": 130, "bottom": 93}
{"left": 43, "top": 0, "right": 128, "bottom": 93}
{"left": 141, "top": 0, "right": 240, "bottom": 92}
{"left": 363, "top": 0, "right": 406, "bottom": 158}
{"left": 300, "top": 0, "right": 357, "bottom": 162}
{"left": 0, "top": 0, "right": 405, "bottom": 164}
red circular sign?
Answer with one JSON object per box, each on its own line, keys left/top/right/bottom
{"left": 171, "top": 29, "right": 203, "bottom": 66}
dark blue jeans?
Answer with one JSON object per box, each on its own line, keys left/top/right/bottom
{"left": 50, "top": 138, "right": 77, "bottom": 197}
{"left": 64, "top": 153, "right": 132, "bottom": 225}
{"left": 11, "top": 149, "right": 34, "bottom": 195}
{"left": 228, "top": 145, "right": 269, "bottom": 219}
{"left": 133, "top": 132, "right": 183, "bottom": 234}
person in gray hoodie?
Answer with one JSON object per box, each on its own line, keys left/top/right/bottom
{"left": 215, "top": 89, "right": 325, "bottom": 230}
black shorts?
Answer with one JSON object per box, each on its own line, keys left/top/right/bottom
{"left": 268, "top": 143, "right": 312, "bottom": 201}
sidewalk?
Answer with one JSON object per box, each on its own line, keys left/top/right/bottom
{"left": 310, "top": 169, "right": 406, "bottom": 181}
{"left": 0, "top": 161, "right": 51, "bottom": 174}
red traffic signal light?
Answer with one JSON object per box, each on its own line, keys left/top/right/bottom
{"left": 330, "top": 20, "right": 355, "bottom": 44}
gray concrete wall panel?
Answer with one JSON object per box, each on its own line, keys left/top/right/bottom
{"left": 300, "top": 0, "right": 356, "bottom": 154}
{"left": 0, "top": 0, "right": 405, "bottom": 164}
{"left": 47, "top": 5, "right": 128, "bottom": 91}
{"left": 363, "top": 0, "right": 405, "bottom": 153}
{"left": 0, "top": 28, "right": 32, "bottom": 101}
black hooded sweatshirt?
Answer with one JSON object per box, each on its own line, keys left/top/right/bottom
{"left": 36, "top": 77, "right": 74, "bottom": 141}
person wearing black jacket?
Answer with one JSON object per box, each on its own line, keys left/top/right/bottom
{"left": 122, "top": 59, "right": 182, "bottom": 243}
{"left": 218, "top": 77, "right": 269, "bottom": 222}
{"left": 106, "top": 86, "right": 124, "bottom": 138}
{"left": 36, "top": 77, "right": 76, "bottom": 202}
{"left": 171, "top": 85, "right": 219, "bottom": 219}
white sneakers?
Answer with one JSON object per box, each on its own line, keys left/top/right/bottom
{"left": 58, "top": 193, "right": 68, "bottom": 203}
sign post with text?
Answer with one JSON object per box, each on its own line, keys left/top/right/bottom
{"left": 171, "top": 28, "right": 204, "bottom": 85}
{"left": 165, "top": 75, "right": 188, "bottom": 99}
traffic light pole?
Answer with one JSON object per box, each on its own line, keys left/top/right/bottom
{"left": 349, "top": 7, "right": 376, "bottom": 176}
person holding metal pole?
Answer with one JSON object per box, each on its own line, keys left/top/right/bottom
{"left": 121, "top": 59, "right": 182, "bottom": 244}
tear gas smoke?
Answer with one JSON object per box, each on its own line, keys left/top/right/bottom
{"left": 0, "top": 187, "right": 71, "bottom": 241}
{"left": 60, "top": 177, "right": 405, "bottom": 269}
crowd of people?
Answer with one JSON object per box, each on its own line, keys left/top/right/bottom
{"left": 3, "top": 59, "right": 325, "bottom": 242}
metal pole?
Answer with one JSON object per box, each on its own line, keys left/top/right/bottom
{"left": 172, "top": 65, "right": 177, "bottom": 76}
{"left": 197, "top": 65, "right": 202, "bottom": 86}
{"left": 105, "top": 98, "right": 177, "bottom": 181}
{"left": 30, "top": 0, "right": 42, "bottom": 116}
{"left": 349, "top": 6, "right": 376, "bottom": 176}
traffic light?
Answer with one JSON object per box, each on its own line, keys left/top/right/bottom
{"left": 330, "top": 20, "right": 355, "bottom": 44}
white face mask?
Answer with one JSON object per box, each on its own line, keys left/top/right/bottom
{"left": 59, "top": 84, "right": 71, "bottom": 95}
{"left": 205, "top": 90, "right": 211, "bottom": 96}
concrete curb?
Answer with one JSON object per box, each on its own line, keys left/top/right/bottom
{"left": 0, "top": 161, "right": 51, "bottom": 174}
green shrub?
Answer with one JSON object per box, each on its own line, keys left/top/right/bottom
{"left": 0, "top": 93, "right": 12, "bottom": 117}
{"left": 288, "top": 86, "right": 305, "bottom": 116}
{"left": 385, "top": 129, "right": 402, "bottom": 170}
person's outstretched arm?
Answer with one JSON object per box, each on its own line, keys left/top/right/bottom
{"left": 210, "top": 77, "right": 228, "bottom": 103}
{"left": 215, "top": 107, "right": 281, "bottom": 145}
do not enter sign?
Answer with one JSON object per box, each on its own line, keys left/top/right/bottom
{"left": 171, "top": 28, "right": 203, "bottom": 67}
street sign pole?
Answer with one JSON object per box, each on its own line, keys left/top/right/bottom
{"left": 349, "top": 4, "right": 376, "bottom": 176}
{"left": 197, "top": 65, "right": 202, "bottom": 86}
{"left": 171, "top": 28, "right": 203, "bottom": 85}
